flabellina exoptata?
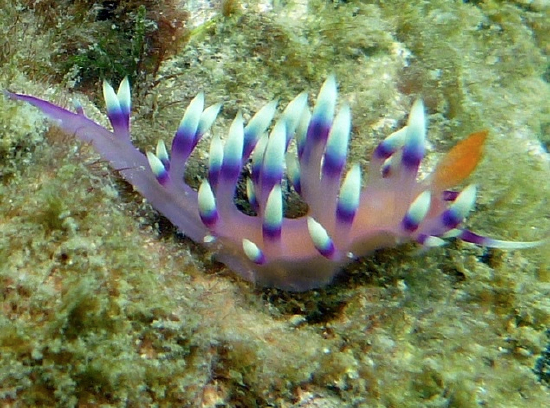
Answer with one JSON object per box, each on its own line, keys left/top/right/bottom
{"left": 6, "top": 77, "right": 544, "bottom": 291}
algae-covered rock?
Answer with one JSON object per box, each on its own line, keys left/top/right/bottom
{"left": 1, "top": 0, "right": 549, "bottom": 406}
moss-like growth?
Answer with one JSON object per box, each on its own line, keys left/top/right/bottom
{"left": 535, "top": 330, "right": 550, "bottom": 386}
{"left": 10, "top": 1, "right": 188, "bottom": 93}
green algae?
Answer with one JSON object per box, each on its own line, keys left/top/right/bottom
{"left": 1, "top": 0, "right": 550, "bottom": 406}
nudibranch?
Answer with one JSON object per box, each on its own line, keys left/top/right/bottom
{"left": 6, "top": 77, "right": 543, "bottom": 291}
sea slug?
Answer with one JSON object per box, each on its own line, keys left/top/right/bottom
{"left": 6, "top": 77, "right": 543, "bottom": 291}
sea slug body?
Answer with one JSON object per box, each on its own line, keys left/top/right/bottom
{"left": 6, "top": 78, "right": 544, "bottom": 291}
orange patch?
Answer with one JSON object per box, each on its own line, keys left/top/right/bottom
{"left": 431, "top": 130, "right": 488, "bottom": 191}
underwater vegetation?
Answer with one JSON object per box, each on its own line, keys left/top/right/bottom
{"left": 535, "top": 329, "right": 550, "bottom": 386}
{"left": 7, "top": 76, "right": 545, "bottom": 291}
{"left": 16, "top": 0, "right": 189, "bottom": 92}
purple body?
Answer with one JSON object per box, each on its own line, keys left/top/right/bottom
{"left": 6, "top": 77, "right": 543, "bottom": 291}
